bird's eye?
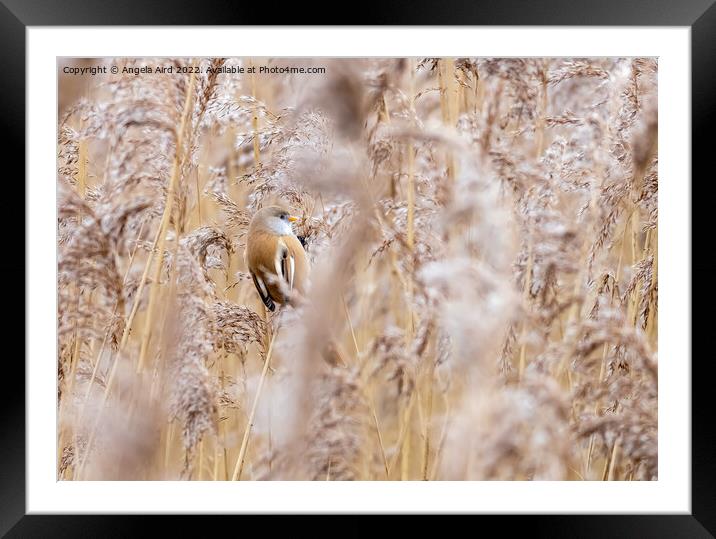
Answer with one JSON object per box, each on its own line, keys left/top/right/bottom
{"left": 281, "top": 214, "right": 287, "bottom": 220}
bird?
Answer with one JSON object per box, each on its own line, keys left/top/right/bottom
{"left": 245, "top": 205, "right": 309, "bottom": 312}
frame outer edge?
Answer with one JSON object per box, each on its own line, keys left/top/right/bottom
{"left": 691, "top": 1, "right": 716, "bottom": 537}
{"left": 0, "top": 1, "right": 27, "bottom": 537}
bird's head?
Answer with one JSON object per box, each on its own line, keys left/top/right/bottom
{"left": 250, "top": 205, "right": 298, "bottom": 236}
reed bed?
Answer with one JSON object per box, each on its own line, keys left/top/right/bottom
{"left": 57, "top": 57, "right": 657, "bottom": 481}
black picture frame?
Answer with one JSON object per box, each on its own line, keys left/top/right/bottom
{"left": 4, "top": 1, "right": 709, "bottom": 535}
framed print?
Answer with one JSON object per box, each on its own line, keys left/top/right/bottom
{"left": 5, "top": 0, "right": 711, "bottom": 535}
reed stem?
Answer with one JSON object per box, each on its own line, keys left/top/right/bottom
{"left": 232, "top": 328, "right": 277, "bottom": 481}
{"left": 136, "top": 67, "right": 197, "bottom": 373}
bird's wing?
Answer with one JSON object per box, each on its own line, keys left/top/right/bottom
{"left": 277, "top": 239, "right": 295, "bottom": 291}
{"left": 283, "top": 234, "right": 308, "bottom": 294}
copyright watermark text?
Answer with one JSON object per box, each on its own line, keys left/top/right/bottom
{"left": 62, "top": 63, "right": 327, "bottom": 76}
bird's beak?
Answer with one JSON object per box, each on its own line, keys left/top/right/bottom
{"left": 288, "top": 215, "right": 298, "bottom": 222}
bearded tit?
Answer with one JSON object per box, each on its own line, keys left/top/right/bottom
{"left": 245, "top": 205, "right": 308, "bottom": 311}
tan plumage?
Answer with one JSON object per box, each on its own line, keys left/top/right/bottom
{"left": 245, "top": 205, "right": 309, "bottom": 311}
